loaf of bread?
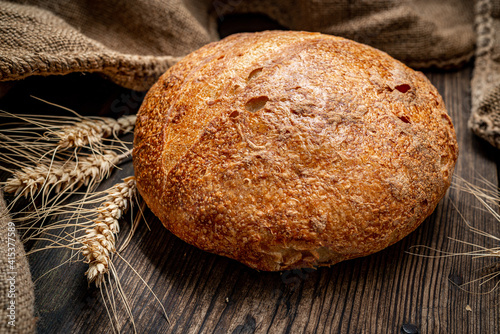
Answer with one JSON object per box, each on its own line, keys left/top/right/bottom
{"left": 133, "top": 31, "right": 458, "bottom": 271}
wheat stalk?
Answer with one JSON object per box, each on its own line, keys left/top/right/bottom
{"left": 81, "top": 176, "right": 136, "bottom": 286}
{"left": 409, "top": 175, "right": 500, "bottom": 293}
{"left": 51, "top": 115, "right": 136, "bottom": 149}
{"left": 20, "top": 175, "right": 168, "bottom": 332}
{"left": 2, "top": 150, "right": 130, "bottom": 199}
{"left": 1, "top": 106, "right": 168, "bottom": 331}
{"left": 0, "top": 109, "right": 136, "bottom": 155}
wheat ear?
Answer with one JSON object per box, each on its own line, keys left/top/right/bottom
{"left": 0, "top": 110, "right": 135, "bottom": 157}
{"left": 3, "top": 150, "right": 130, "bottom": 198}
{"left": 81, "top": 176, "right": 136, "bottom": 286}
{"left": 51, "top": 115, "right": 136, "bottom": 149}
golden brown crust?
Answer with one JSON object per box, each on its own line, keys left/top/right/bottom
{"left": 133, "top": 31, "right": 458, "bottom": 271}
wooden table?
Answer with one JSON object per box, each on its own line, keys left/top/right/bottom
{"left": 2, "top": 62, "right": 500, "bottom": 333}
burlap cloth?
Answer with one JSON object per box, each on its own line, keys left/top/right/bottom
{"left": 469, "top": 0, "right": 500, "bottom": 148}
{"left": 0, "top": 0, "right": 476, "bottom": 91}
{"left": 0, "top": 192, "right": 35, "bottom": 334}
{"left": 0, "top": 0, "right": 497, "bottom": 332}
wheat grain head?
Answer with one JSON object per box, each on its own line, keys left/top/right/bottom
{"left": 52, "top": 115, "right": 136, "bottom": 149}
{"left": 81, "top": 176, "right": 136, "bottom": 286}
{"left": 2, "top": 150, "right": 128, "bottom": 198}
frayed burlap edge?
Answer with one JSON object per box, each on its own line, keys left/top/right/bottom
{"left": 0, "top": 52, "right": 182, "bottom": 92}
{"left": 408, "top": 51, "right": 475, "bottom": 70}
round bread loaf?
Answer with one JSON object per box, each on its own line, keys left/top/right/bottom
{"left": 133, "top": 31, "right": 458, "bottom": 271}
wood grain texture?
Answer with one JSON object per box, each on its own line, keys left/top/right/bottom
{"left": 4, "top": 66, "right": 500, "bottom": 333}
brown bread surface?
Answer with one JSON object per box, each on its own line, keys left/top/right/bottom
{"left": 133, "top": 31, "right": 458, "bottom": 271}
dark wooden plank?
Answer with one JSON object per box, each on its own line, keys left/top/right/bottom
{"left": 6, "top": 66, "right": 500, "bottom": 333}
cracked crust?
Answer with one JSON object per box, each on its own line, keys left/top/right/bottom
{"left": 133, "top": 31, "right": 458, "bottom": 271}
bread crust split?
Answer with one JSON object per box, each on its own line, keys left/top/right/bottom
{"left": 133, "top": 31, "right": 458, "bottom": 271}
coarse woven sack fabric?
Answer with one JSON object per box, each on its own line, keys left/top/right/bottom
{"left": 0, "top": 0, "right": 475, "bottom": 91}
{"left": 469, "top": 0, "right": 500, "bottom": 149}
{"left": 0, "top": 191, "right": 36, "bottom": 334}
